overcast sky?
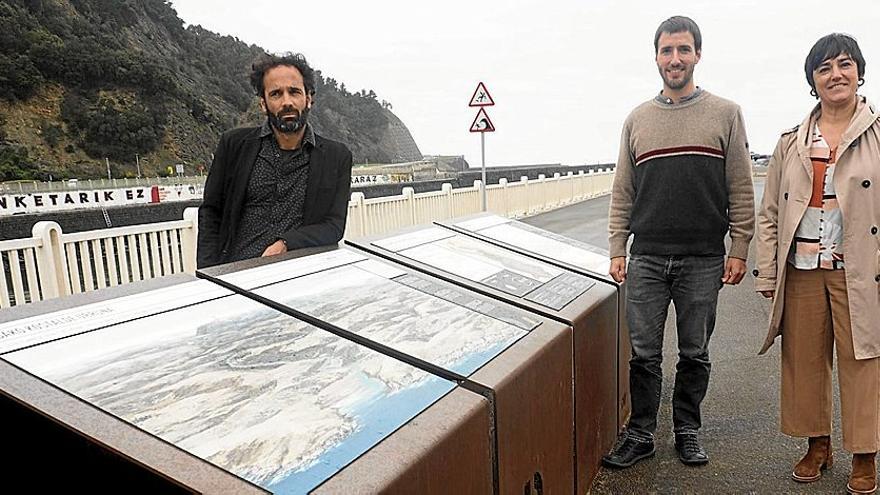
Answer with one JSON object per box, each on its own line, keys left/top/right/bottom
{"left": 171, "top": 0, "right": 879, "bottom": 167}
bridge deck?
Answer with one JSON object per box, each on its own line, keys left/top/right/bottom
{"left": 525, "top": 182, "right": 851, "bottom": 494}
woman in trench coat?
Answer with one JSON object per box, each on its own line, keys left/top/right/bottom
{"left": 754, "top": 33, "right": 880, "bottom": 495}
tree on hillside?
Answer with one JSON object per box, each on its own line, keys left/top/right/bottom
{"left": 0, "top": 54, "right": 44, "bottom": 101}
{"left": 0, "top": 144, "right": 39, "bottom": 181}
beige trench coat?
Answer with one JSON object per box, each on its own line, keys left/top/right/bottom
{"left": 755, "top": 97, "right": 880, "bottom": 359}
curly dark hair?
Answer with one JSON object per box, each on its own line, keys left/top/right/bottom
{"left": 804, "top": 33, "right": 866, "bottom": 96}
{"left": 249, "top": 52, "right": 317, "bottom": 98}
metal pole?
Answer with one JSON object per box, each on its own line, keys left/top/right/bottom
{"left": 481, "top": 132, "right": 487, "bottom": 211}
{"left": 136, "top": 154, "right": 141, "bottom": 178}
{"left": 105, "top": 157, "right": 111, "bottom": 180}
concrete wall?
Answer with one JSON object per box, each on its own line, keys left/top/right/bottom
{"left": 456, "top": 164, "right": 612, "bottom": 187}
{"left": 356, "top": 163, "right": 614, "bottom": 199}
{"left": 1, "top": 201, "right": 201, "bottom": 241}
{"left": 3, "top": 163, "right": 615, "bottom": 240}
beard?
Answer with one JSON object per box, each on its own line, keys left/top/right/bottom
{"left": 267, "top": 106, "right": 309, "bottom": 134}
{"left": 660, "top": 64, "right": 694, "bottom": 91}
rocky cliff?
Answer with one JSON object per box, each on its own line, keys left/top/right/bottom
{"left": 0, "top": 0, "right": 422, "bottom": 180}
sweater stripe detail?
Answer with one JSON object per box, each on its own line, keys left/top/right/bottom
{"left": 635, "top": 146, "right": 724, "bottom": 166}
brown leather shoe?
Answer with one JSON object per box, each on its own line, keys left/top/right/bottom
{"left": 847, "top": 452, "right": 877, "bottom": 495}
{"left": 792, "top": 436, "right": 833, "bottom": 482}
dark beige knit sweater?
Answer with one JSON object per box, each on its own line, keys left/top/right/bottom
{"left": 608, "top": 90, "right": 755, "bottom": 260}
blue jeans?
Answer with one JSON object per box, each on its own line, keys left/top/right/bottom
{"left": 625, "top": 254, "right": 724, "bottom": 440}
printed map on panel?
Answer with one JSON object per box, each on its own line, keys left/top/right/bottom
{"left": 5, "top": 295, "right": 453, "bottom": 495}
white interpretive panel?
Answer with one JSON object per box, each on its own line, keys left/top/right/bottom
{"left": 218, "top": 252, "right": 539, "bottom": 376}
{"left": 0, "top": 280, "right": 230, "bottom": 354}
{"left": 4, "top": 294, "right": 458, "bottom": 495}
{"left": 370, "top": 232, "right": 596, "bottom": 311}
{"left": 454, "top": 214, "right": 611, "bottom": 275}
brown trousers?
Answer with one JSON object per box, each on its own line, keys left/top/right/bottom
{"left": 780, "top": 268, "right": 880, "bottom": 453}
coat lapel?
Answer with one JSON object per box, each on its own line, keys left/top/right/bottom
{"left": 232, "top": 133, "right": 262, "bottom": 209}
{"left": 304, "top": 138, "right": 325, "bottom": 222}
{"left": 839, "top": 98, "right": 877, "bottom": 158}
{"left": 796, "top": 105, "right": 820, "bottom": 179}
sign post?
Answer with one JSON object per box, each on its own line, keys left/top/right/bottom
{"left": 469, "top": 82, "right": 495, "bottom": 211}
{"left": 481, "top": 132, "right": 486, "bottom": 209}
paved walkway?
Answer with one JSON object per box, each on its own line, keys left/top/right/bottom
{"left": 524, "top": 184, "right": 853, "bottom": 494}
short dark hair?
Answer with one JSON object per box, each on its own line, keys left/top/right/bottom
{"left": 804, "top": 33, "right": 866, "bottom": 92}
{"left": 654, "top": 16, "right": 702, "bottom": 54}
{"left": 250, "top": 52, "right": 317, "bottom": 99}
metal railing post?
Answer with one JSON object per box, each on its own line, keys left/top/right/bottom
{"left": 498, "top": 178, "right": 509, "bottom": 217}
{"left": 402, "top": 187, "right": 416, "bottom": 227}
{"left": 181, "top": 207, "right": 199, "bottom": 274}
{"left": 32, "top": 221, "right": 70, "bottom": 299}
{"left": 442, "top": 183, "right": 454, "bottom": 219}
{"left": 350, "top": 192, "right": 366, "bottom": 239}
{"left": 472, "top": 180, "right": 483, "bottom": 216}
{"left": 537, "top": 174, "right": 547, "bottom": 211}
{"left": 577, "top": 170, "right": 585, "bottom": 200}
{"left": 552, "top": 172, "right": 561, "bottom": 207}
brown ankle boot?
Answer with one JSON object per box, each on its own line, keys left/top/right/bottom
{"left": 792, "top": 436, "right": 833, "bottom": 482}
{"left": 847, "top": 452, "right": 877, "bottom": 495}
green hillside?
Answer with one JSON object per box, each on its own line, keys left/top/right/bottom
{"left": 0, "top": 0, "right": 422, "bottom": 180}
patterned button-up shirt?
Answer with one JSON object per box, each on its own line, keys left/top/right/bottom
{"left": 227, "top": 122, "right": 315, "bottom": 262}
{"left": 788, "top": 122, "right": 845, "bottom": 270}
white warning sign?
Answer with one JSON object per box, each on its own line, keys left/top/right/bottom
{"left": 469, "top": 82, "right": 495, "bottom": 107}
{"left": 469, "top": 108, "right": 496, "bottom": 133}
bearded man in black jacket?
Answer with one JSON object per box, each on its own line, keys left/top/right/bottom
{"left": 197, "top": 52, "right": 353, "bottom": 268}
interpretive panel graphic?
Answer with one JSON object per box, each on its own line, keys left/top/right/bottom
{"left": 522, "top": 272, "right": 596, "bottom": 311}
{"left": 5, "top": 295, "right": 455, "bottom": 495}
{"left": 455, "top": 215, "right": 612, "bottom": 275}
{"left": 218, "top": 249, "right": 368, "bottom": 289}
{"left": 0, "top": 280, "right": 230, "bottom": 354}
{"left": 229, "top": 258, "right": 531, "bottom": 376}
{"left": 371, "top": 231, "right": 596, "bottom": 310}
{"left": 395, "top": 274, "right": 539, "bottom": 331}
{"left": 370, "top": 226, "right": 455, "bottom": 253}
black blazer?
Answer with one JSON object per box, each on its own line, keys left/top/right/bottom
{"left": 197, "top": 126, "right": 353, "bottom": 268}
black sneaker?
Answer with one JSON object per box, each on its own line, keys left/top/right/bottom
{"left": 601, "top": 433, "right": 656, "bottom": 468}
{"left": 675, "top": 432, "right": 709, "bottom": 465}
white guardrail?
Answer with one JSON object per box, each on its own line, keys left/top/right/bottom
{"left": 0, "top": 184, "right": 204, "bottom": 216}
{"left": 0, "top": 176, "right": 206, "bottom": 194}
{"left": 0, "top": 171, "right": 614, "bottom": 308}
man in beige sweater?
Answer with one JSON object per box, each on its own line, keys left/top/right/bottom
{"left": 602, "top": 15, "right": 755, "bottom": 469}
